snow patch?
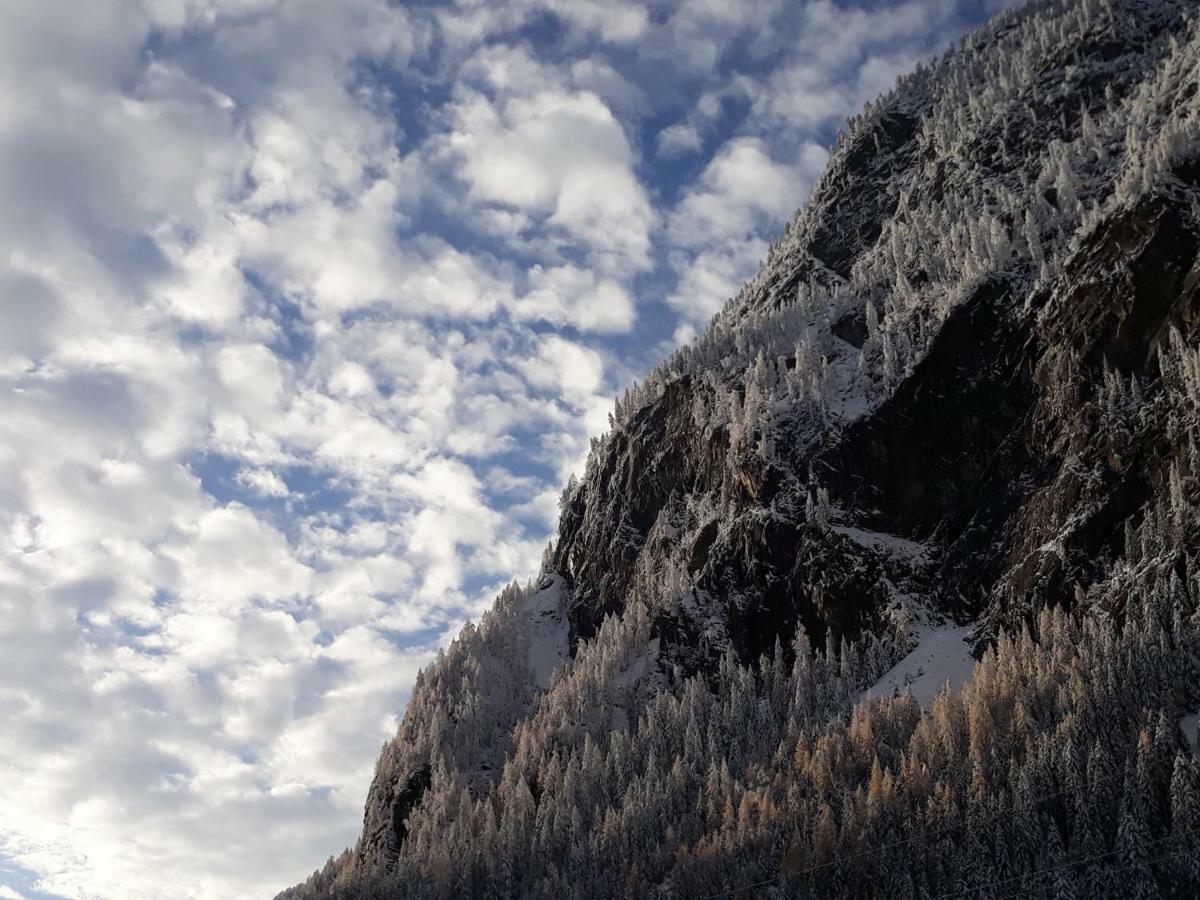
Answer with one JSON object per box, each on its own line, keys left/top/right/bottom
{"left": 824, "top": 342, "right": 873, "bottom": 422}
{"left": 609, "top": 643, "right": 655, "bottom": 732}
{"left": 618, "top": 649, "right": 650, "bottom": 688}
{"left": 864, "top": 623, "right": 976, "bottom": 709}
{"left": 516, "top": 576, "right": 570, "bottom": 690}
{"left": 1181, "top": 711, "right": 1200, "bottom": 755}
{"left": 832, "top": 525, "right": 929, "bottom": 562}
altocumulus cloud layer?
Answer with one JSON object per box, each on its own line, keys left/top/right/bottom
{"left": 0, "top": 0, "right": 1010, "bottom": 897}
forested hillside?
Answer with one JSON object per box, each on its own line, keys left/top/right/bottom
{"left": 281, "top": 0, "right": 1200, "bottom": 896}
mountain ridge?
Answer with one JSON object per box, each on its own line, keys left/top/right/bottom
{"left": 281, "top": 0, "right": 1200, "bottom": 896}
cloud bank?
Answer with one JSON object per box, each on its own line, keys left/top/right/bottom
{"left": 0, "top": 0, "right": 1012, "bottom": 897}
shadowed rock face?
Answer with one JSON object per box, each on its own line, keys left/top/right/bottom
{"left": 539, "top": 0, "right": 1197, "bottom": 674}
{"left": 979, "top": 192, "right": 1200, "bottom": 629}
{"left": 390, "top": 766, "right": 431, "bottom": 850}
{"left": 551, "top": 182, "right": 1200, "bottom": 664}
{"left": 806, "top": 108, "right": 924, "bottom": 281}
{"left": 817, "top": 276, "right": 1034, "bottom": 542}
{"left": 1048, "top": 198, "right": 1200, "bottom": 372}
{"left": 279, "top": 2, "right": 1200, "bottom": 895}
{"left": 553, "top": 374, "right": 709, "bottom": 646}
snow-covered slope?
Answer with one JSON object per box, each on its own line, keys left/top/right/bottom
{"left": 516, "top": 576, "right": 569, "bottom": 691}
{"left": 864, "top": 622, "right": 976, "bottom": 708}
{"left": 1182, "top": 711, "right": 1200, "bottom": 755}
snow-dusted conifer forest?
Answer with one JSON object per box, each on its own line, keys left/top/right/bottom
{"left": 282, "top": 0, "right": 1200, "bottom": 896}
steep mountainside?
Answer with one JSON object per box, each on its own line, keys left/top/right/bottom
{"left": 282, "top": 1, "right": 1200, "bottom": 897}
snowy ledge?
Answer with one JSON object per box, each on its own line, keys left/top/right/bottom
{"left": 862, "top": 622, "right": 976, "bottom": 709}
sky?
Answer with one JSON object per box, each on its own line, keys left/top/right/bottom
{"left": 0, "top": 0, "right": 1013, "bottom": 897}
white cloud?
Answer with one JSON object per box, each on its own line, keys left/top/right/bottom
{"left": 751, "top": 0, "right": 965, "bottom": 130}
{"left": 668, "top": 137, "right": 799, "bottom": 246}
{"left": 155, "top": 233, "right": 250, "bottom": 327}
{"left": 552, "top": 0, "right": 649, "bottom": 43}
{"left": 657, "top": 122, "right": 704, "bottom": 158}
{"left": 568, "top": 58, "right": 648, "bottom": 118}
{"left": 665, "top": 137, "right": 828, "bottom": 329}
{"left": 235, "top": 465, "right": 291, "bottom": 501}
{"left": 326, "top": 361, "right": 376, "bottom": 399}
{"left": 519, "top": 335, "right": 606, "bottom": 406}
{"left": 445, "top": 86, "right": 655, "bottom": 273}
{"left": 0, "top": 2, "right": 588, "bottom": 897}
{"left": 514, "top": 265, "right": 636, "bottom": 333}
{"left": 434, "top": 0, "right": 649, "bottom": 53}
{"left": 164, "top": 505, "right": 313, "bottom": 610}
{"left": 0, "top": 0, "right": 1002, "bottom": 897}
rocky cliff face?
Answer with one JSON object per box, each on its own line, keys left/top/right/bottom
{"left": 282, "top": 1, "right": 1200, "bottom": 897}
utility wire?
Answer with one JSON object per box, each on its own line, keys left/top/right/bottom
{"left": 951, "top": 837, "right": 1197, "bottom": 900}
{"left": 706, "top": 828, "right": 1196, "bottom": 900}
{"left": 702, "top": 758, "right": 1195, "bottom": 900}
{"left": 701, "top": 782, "right": 1083, "bottom": 899}
{"left": 928, "top": 828, "right": 1197, "bottom": 900}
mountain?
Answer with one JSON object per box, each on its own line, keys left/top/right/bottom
{"left": 280, "top": 0, "right": 1200, "bottom": 897}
